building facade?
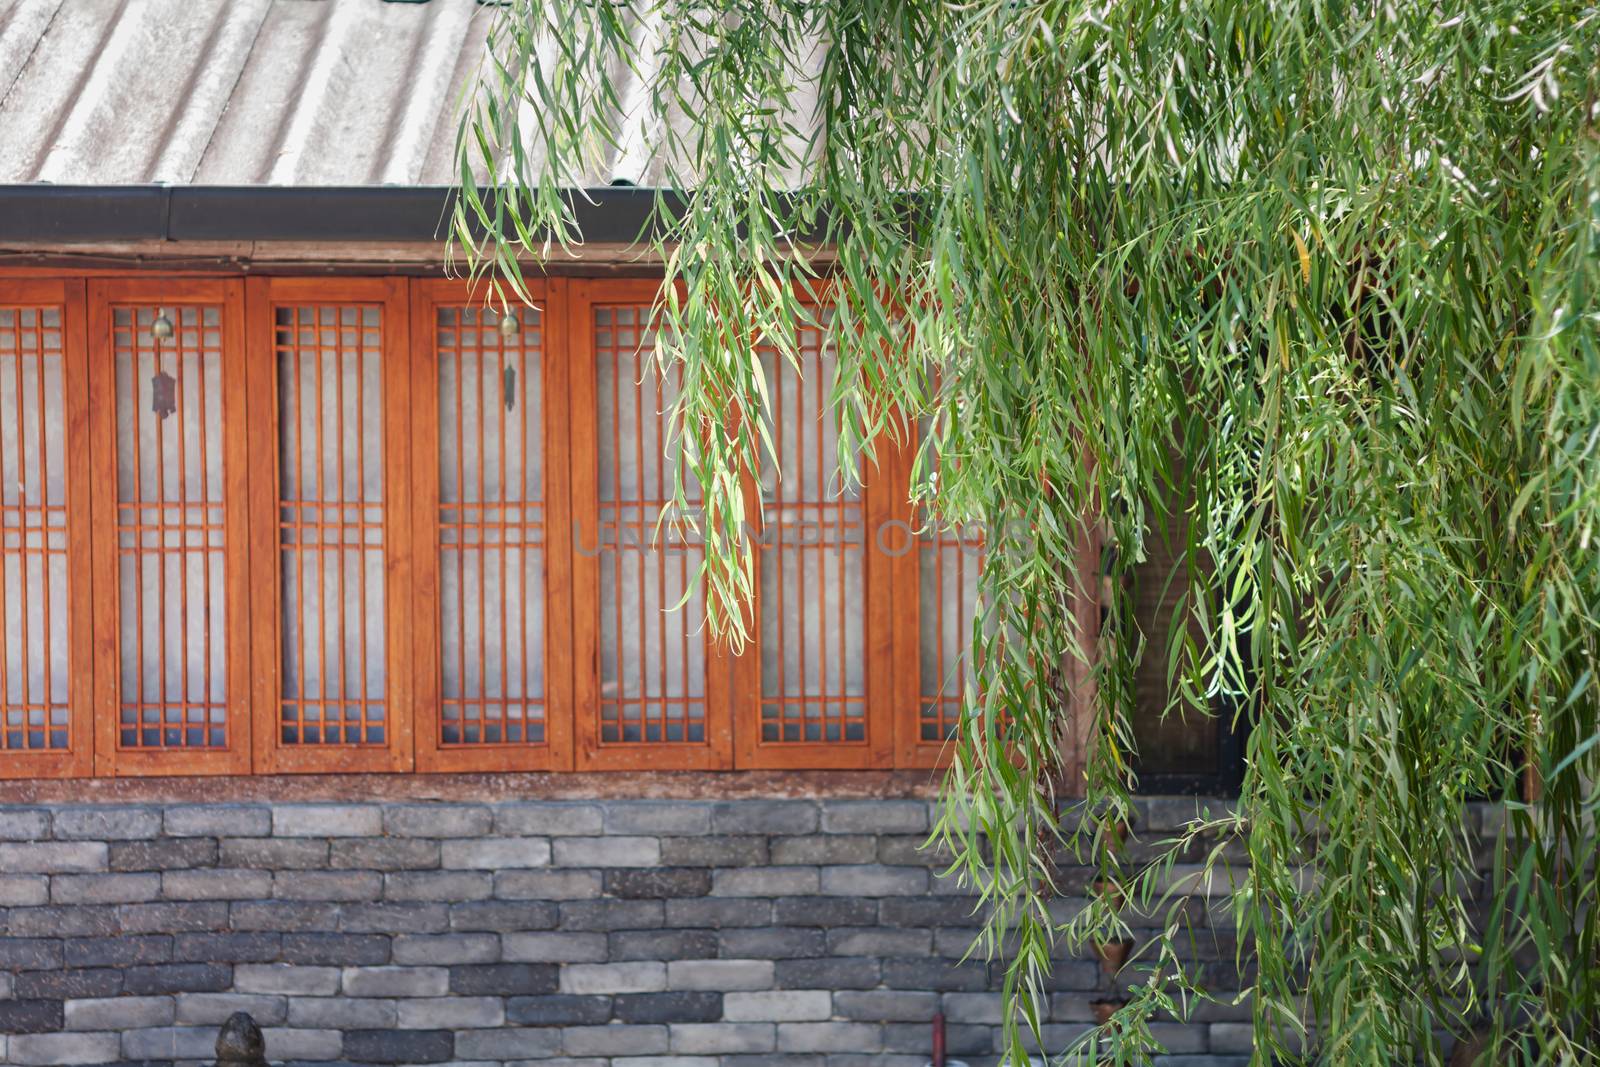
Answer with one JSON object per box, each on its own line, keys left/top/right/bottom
{"left": 0, "top": 1, "right": 1263, "bottom": 1064}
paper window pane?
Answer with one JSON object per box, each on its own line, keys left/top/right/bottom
{"left": 595, "top": 306, "right": 708, "bottom": 745}
{"left": 0, "top": 306, "right": 72, "bottom": 752}
{"left": 436, "top": 306, "right": 547, "bottom": 746}
{"left": 757, "top": 320, "right": 867, "bottom": 744}
{"left": 918, "top": 522, "right": 983, "bottom": 744}
{"left": 112, "top": 305, "right": 229, "bottom": 750}
{"left": 276, "top": 305, "right": 389, "bottom": 747}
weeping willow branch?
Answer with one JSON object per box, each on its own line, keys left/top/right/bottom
{"left": 454, "top": 1, "right": 1600, "bottom": 1063}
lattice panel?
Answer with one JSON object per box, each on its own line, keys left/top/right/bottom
{"left": 276, "top": 305, "right": 388, "bottom": 747}
{"left": 918, "top": 523, "right": 983, "bottom": 743}
{"left": 594, "top": 306, "right": 708, "bottom": 745}
{"left": 112, "top": 305, "right": 229, "bottom": 750}
{"left": 757, "top": 322, "right": 867, "bottom": 744}
{"left": 436, "top": 306, "right": 546, "bottom": 746}
{"left": 0, "top": 306, "right": 71, "bottom": 753}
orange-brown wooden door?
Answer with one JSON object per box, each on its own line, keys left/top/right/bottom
{"left": 569, "top": 280, "right": 733, "bottom": 771}
{"left": 87, "top": 279, "right": 251, "bottom": 776}
{"left": 735, "top": 295, "right": 896, "bottom": 769}
{"left": 410, "top": 279, "right": 573, "bottom": 772}
{"left": 245, "top": 279, "right": 414, "bottom": 773}
{"left": 0, "top": 278, "right": 93, "bottom": 779}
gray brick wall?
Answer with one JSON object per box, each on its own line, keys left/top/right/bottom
{"left": 0, "top": 798, "right": 1283, "bottom": 1067}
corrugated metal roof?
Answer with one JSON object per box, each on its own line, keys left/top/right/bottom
{"left": 0, "top": 0, "right": 804, "bottom": 188}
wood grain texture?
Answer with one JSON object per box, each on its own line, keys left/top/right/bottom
{"left": 7, "top": 269, "right": 965, "bottom": 780}
{"left": 410, "top": 278, "right": 568, "bottom": 773}
{"left": 738, "top": 283, "right": 890, "bottom": 770}
{"left": 247, "top": 278, "right": 415, "bottom": 775}
{"left": 0, "top": 278, "right": 94, "bottom": 778}
{"left": 87, "top": 277, "right": 251, "bottom": 777}
{"left": 569, "top": 279, "right": 732, "bottom": 771}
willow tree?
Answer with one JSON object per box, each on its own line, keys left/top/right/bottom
{"left": 452, "top": 2, "right": 1600, "bottom": 1062}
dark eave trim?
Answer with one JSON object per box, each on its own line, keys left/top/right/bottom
{"left": 0, "top": 185, "right": 676, "bottom": 244}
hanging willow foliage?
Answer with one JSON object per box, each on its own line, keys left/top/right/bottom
{"left": 453, "top": 2, "right": 1600, "bottom": 1062}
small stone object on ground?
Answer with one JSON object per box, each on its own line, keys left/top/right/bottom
{"left": 215, "top": 1011, "right": 267, "bottom": 1066}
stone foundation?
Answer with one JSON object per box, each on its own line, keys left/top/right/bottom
{"left": 0, "top": 796, "right": 1255, "bottom": 1067}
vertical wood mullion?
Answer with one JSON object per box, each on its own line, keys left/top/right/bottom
{"left": 293, "top": 311, "right": 311, "bottom": 749}
{"left": 654, "top": 359, "right": 668, "bottom": 740}
{"left": 128, "top": 313, "right": 148, "bottom": 751}
{"left": 673, "top": 361, "right": 690, "bottom": 745}
{"left": 472, "top": 309, "right": 487, "bottom": 745}
{"left": 32, "top": 300, "right": 52, "bottom": 741}
{"left": 569, "top": 282, "right": 601, "bottom": 766}
{"left": 409, "top": 284, "right": 443, "bottom": 770}
{"left": 381, "top": 277, "right": 415, "bottom": 771}
{"left": 332, "top": 305, "right": 349, "bottom": 740}
{"left": 783, "top": 343, "right": 794, "bottom": 737}
{"left": 862, "top": 443, "right": 896, "bottom": 770}
{"left": 152, "top": 319, "right": 170, "bottom": 739}
{"left": 219, "top": 280, "right": 252, "bottom": 772}
{"left": 11, "top": 297, "right": 32, "bottom": 744}
{"left": 854, "top": 304, "right": 902, "bottom": 769}
{"left": 87, "top": 283, "right": 118, "bottom": 774}
{"left": 611, "top": 308, "right": 628, "bottom": 743}
{"left": 355, "top": 305, "right": 368, "bottom": 741}
{"left": 312, "top": 305, "right": 331, "bottom": 745}
{"left": 731, "top": 341, "right": 765, "bottom": 768}
{"left": 700, "top": 294, "right": 736, "bottom": 767}
{"left": 245, "top": 279, "right": 281, "bottom": 772}
{"left": 542, "top": 277, "right": 574, "bottom": 770}
{"left": 0, "top": 310, "right": 14, "bottom": 734}
{"left": 63, "top": 281, "right": 94, "bottom": 775}
{"left": 493, "top": 306, "right": 510, "bottom": 744}
{"left": 626, "top": 311, "right": 641, "bottom": 740}
{"left": 176, "top": 307, "right": 193, "bottom": 747}
{"left": 453, "top": 307, "right": 468, "bottom": 745}
{"left": 889, "top": 418, "right": 924, "bottom": 767}
{"left": 816, "top": 331, "right": 832, "bottom": 737}
{"left": 517, "top": 320, "right": 532, "bottom": 741}
{"left": 198, "top": 299, "right": 218, "bottom": 748}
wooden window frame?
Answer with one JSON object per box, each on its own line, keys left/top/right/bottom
{"left": 0, "top": 278, "right": 94, "bottom": 780}
{"left": 733, "top": 285, "right": 898, "bottom": 770}
{"left": 409, "top": 278, "right": 575, "bottom": 773}
{"left": 568, "top": 279, "right": 734, "bottom": 771}
{"left": 87, "top": 278, "right": 252, "bottom": 777}
{"left": 0, "top": 268, "right": 1131, "bottom": 782}
{"left": 895, "top": 468, "right": 1105, "bottom": 785}
{"left": 245, "top": 278, "right": 416, "bottom": 774}
{"left": 891, "top": 437, "right": 947, "bottom": 770}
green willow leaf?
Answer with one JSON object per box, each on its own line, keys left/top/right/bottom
{"left": 455, "top": 1, "right": 1600, "bottom": 1063}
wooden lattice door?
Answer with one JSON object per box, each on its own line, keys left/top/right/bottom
{"left": 88, "top": 279, "right": 251, "bottom": 776}
{"left": 0, "top": 279, "right": 92, "bottom": 779}
{"left": 245, "top": 278, "right": 415, "bottom": 773}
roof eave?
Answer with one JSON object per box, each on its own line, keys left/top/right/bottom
{"left": 0, "top": 185, "right": 676, "bottom": 244}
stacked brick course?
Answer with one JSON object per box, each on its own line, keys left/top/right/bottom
{"left": 0, "top": 798, "right": 1254, "bottom": 1067}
